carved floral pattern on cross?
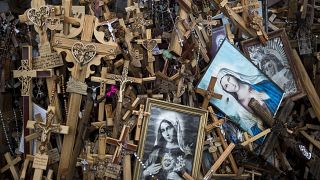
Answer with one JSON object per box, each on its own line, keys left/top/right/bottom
{"left": 16, "top": 60, "right": 34, "bottom": 96}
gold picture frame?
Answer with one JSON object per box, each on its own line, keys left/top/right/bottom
{"left": 133, "top": 98, "right": 207, "bottom": 179}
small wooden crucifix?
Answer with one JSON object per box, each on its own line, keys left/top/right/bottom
{"left": 0, "top": 152, "right": 21, "bottom": 180}
{"left": 136, "top": 29, "right": 162, "bottom": 76}
{"left": 26, "top": 106, "right": 69, "bottom": 180}
{"left": 106, "top": 125, "right": 138, "bottom": 164}
{"left": 196, "top": 76, "right": 222, "bottom": 109}
{"left": 132, "top": 104, "right": 150, "bottom": 141}
{"left": 27, "top": 107, "right": 69, "bottom": 154}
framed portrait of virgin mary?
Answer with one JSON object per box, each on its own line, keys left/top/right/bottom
{"left": 133, "top": 98, "right": 207, "bottom": 179}
{"left": 241, "top": 29, "right": 304, "bottom": 100}
{"left": 197, "top": 39, "right": 284, "bottom": 140}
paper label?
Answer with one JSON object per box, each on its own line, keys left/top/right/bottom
{"left": 32, "top": 153, "right": 48, "bottom": 170}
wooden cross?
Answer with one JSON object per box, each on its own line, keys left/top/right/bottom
{"left": 136, "top": 29, "right": 161, "bottom": 76}
{"left": 26, "top": 107, "right": 69, "bottom": 154}
{"left": 122, "top": 97, "right": 141, "bottom": 121}
{"left": 90, "top": 67, "right": 116, "bottom": 122}
{"left": 170, "top": 65, "right": 190, "bottom": 103}
{"left": 52, "top": 8, "right": 119, "bottom": 177}
{"left": 106, "top": 125, "right": 137, "bottom": 164}
{"left": 13, "top": 45, "right": 53, "bottom": 153}
{"left": 26, "top": 107, "right": 69, "bottom": 180}
{"left": 204, "top": 143, "right": 236, "bottom": 180}
{"left": 132, "top": 104, "right": 150, "bottom": 141}
{"left": 208, "top": 106, "right": 239, "bottom": 174}
{"left": 248, "top": 98, "right": 295, "bottom": 159}
{"left": 213, "top": 0, "right": 256, "bottom": 36}
{"left": 106, "top": 60, "right": 143, "bottom": 139}
{"left": 206, "top": 134, "right": 220, "bottom": 162}
{"left": 230, "top": 0, "right": 260, "bottom": 14}
{"left": 0, "top": 153, "right": 21, "bottom": 180}
{"left": 196, "top": 77, "right": 222, "bottom": 109}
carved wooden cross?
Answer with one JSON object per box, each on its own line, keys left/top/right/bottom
{"left": 27, "top": 107, "right": 69, "bottom": 154}
{"left": 136, "top": 29, "right": 162, "bottom": 76}
{"left": 231, "top": 0, "right": 260, "bottom": 14}
{"left": 52, "top": 9, "right": 119, "bottom": 177}
{"left": 0, "top": 152, "right": 21, "bottom": 180}
{"left": 170, "top": 65, "right": 189, "bottom": 103}
{"left": 107, "top": 60, "right": 142, "bottom": 103}
{"left": 132, "top": 104, "right": 150, "bottom": 141}
{"left": 106, "top": 125, "right": 137, "bottom": 164}
{"left": 196, "top": 77, "right": 222, "bottom": 109}
{"left": 13, "top": 45, "right": 53, "bottom": 153}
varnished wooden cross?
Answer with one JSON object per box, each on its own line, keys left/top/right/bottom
{"left": 0, "top": 153, "right": 21, "bottom": 180}
{"left": 106, "top": 125, "right": 137, "bottom": 164}
{"left": 107, "top": 60, "right": 142, "bottom": 103}
{"left": 196, "top": 76, "right": 222, "bottom": 109}
{"left": 136, "top": 29, "right": 162, "bottom": 76}
{"left": 52, "top": 9, "right": 119, "bottom": 178}
{"left": 132, "top": 104, "right": 150, "bottom": 141}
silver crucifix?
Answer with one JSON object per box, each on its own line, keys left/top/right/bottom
{"left": 101, "top": 18, "right": 118, "bottom": 42}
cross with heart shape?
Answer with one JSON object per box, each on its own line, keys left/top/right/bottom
{"left": 136, "top": 29, "right": 162, "bottom": 76}
{"left": 71, "top": 42, "right": 97, "bottom": 66}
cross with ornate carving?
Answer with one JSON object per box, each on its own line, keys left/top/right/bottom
{"left": 196, "top": 76, "right": 223, "bottom": 109}
{"left": 106, "top": 125, "right": 137, "bottom": 164}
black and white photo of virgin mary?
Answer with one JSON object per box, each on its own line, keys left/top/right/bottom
{"left": 134, "top": 99, "right": 206, "bottom": 180}
{"left": 241, "top": 29, "right": 303, "bottom": 99}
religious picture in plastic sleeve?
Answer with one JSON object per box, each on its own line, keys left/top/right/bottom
{"left": 134, "top": 99, "right": 206, "bottom": 179}
{"left": 197, "top": 40, "right": 284, "bottom": 141}
{"left": 241, "top": 29, "right": 303, "bottom": 100}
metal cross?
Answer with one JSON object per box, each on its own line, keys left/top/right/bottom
{"left": 101, "top": 18, "right": 118, "bottom": 42}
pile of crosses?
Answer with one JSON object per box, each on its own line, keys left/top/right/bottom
{"left": 0, "top": 0, "right": 320, "bottom": 179}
